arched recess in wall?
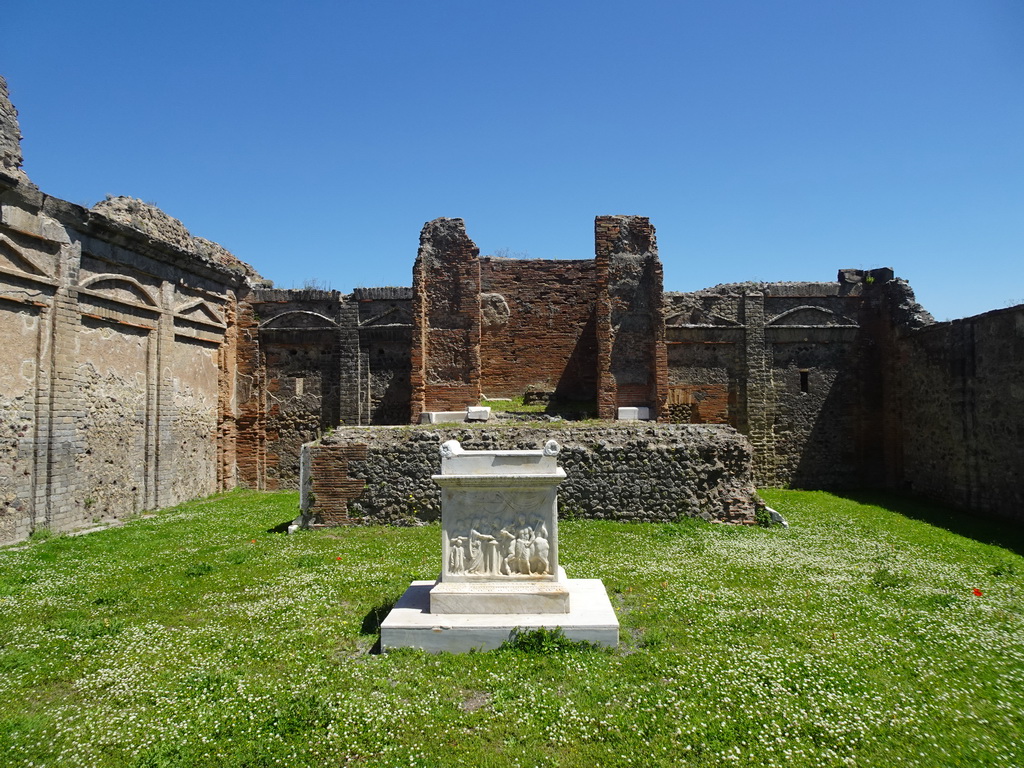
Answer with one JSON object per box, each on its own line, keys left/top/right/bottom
{"left": 664, "top": 309, "right": 741, "bottom": 327}
{"left": 79, "top": 273, "right": 159, "bottom": 308}
{"left": 767, "top": 305, "right": 857, "bottom": 327}
{"left": 259, "top": 311, "right": 338, "bottom": 330}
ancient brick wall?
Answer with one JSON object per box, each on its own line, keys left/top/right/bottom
{"left": 594, "top": 216, "right": 668, "bottom": 420}
{"left": 665, "top": 290, "right": 746, "bottom": 428}
{"left": 663, "top": 270, "right": 917, "bottom": 488}
{"left": 0, "top": 75, "right": 257, "bottom": 545}
{"left": 896, "top": 305, "right": 1024, "bottom": 521}
{"left": 234, "top": 301, "right": 266, "bottom": 489}
{"left": 302, "top": 442, "right": 369, "bottom": 525}
{"left": 244, "top": 289, "right": 347, "bottom": 489}
{"left": 479, "top": 257, "right": 597, "bottom": 400}
{"left": 0, "top": 181, "right": 249, "bottom": 544}
{"left": 7, "top": 74, "right": 1024, "bottom": 529}
{"left": 410, "top": 218, "right": 482, "bottom": 420}
{"left": 300, "top": 424, "right": 762, "bottom": 526}
{"left": 355, "top": 287, "right": 412, "bottom": 425}
{"left": 240, "top": 286, "right": 412, "bottom": 489}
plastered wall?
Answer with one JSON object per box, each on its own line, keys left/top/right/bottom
{"left": 0, "top": 183, "right": 246, "bottom": 544}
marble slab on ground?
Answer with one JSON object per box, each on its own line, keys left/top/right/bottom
{"left": 616, "top": 406, "right": 651, "bottom": 420}
{"left": 419, "top": 410, "right": 469, "bottom": 424}
{"left": 381, "top": 579, "right": 619, "bottom": 653}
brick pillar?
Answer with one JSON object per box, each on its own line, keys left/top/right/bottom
{"left": 336, "top": 297, "right": 361, "bottom": 424}
{"left": 235, "top": 300, "right": 266, "bottom": 489}
{"left": 307, "top": 443, "right": 368, "bottom": 525}
{"left": 153, "top": 280, "right": 175, "bottom": 507}
{"left": 594, "top": 215, "right": 668, "bottom": 420}
{"left": 29, "top": 256, "right": 62, "bottom": 536}
{"left": 216, "top": 293, "right": 238, "bottom": 491}
{"left": 409, "top": 218, "right": 482, "bottom": 421}
{"left": 42, "top": 239, "right": 86, "bottom": 530}
{"left": 742, "top": 291, "right": 775, "bottom": 485}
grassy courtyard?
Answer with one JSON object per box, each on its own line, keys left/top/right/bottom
{"left": 1, "top": 489, "right": 1022, "bottom": 767}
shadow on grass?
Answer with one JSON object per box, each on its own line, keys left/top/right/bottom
{"left": 833, "top": 490, "right": 1024, "bottom": 557}
{"left": 360, "top": 597, "right": 399, "bottom": 654}
{"left": 266, "top": 519, "right": 294, "bottom": 534}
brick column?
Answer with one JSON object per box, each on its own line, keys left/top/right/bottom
{"left": 742, "top": 291, "right": 775, "bottom": 485}
{"left": 336, "top": 297, "right": 361, "bottom": 424}
{"left": 594, "top": 215, "right": 667, "bottom": 420}
{"left": 41, "top": 240, "right": 85, "bottom": 529}
{"left": 235, "top": 300, "right": 266, "bottom": 489}
{"left": 216, "top": 293, "right": 238, "bottom": 491}
{"left": 409, "top": 218, "right": 482, "bottom": 421}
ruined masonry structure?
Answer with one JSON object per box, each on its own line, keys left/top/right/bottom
{"left": 1, "top": 74, "right": 1022, "bottom": 545}
{"left": 297, "top": 425, "right": 762, "bottom": 527}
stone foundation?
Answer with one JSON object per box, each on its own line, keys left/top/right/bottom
{"left": 298, "top": 423, "right": 763, "bottom": 526}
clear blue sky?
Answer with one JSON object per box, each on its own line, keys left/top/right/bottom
{"left": 4, "top": 0, "right": 1022, "bottom": 320}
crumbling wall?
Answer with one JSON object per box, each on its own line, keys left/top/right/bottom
{"left": 594, "top": 216, "right": 668, "bottom": 419}
{"left": 91, "top": 196, "right": 265, "bottom": 285}
{"left": 240, "top": 286, "right": 412, "bottom": 489}
{"left": 0, "top": 77, "right": 29, "bottom": 187}
{"left": 480, "top": 257, "right": 597, "bottom": 401}
{"left": 244, "top": 289, "right": 347, "bottom": 489}
{"left": 300, "top": 424, "right": 762, "bottom": 526}
{"left": 897, "top": 305, "right": 1024, "bottom": 521}
{"left": 410, "top": 218, "right": 482, "bottom": 419}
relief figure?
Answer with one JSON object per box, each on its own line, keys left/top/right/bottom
{"left": 446, "top": 512, "right": 552, "bottom": 577}
{"left": 531, "top": 519, "right": 550, "bottom": 575}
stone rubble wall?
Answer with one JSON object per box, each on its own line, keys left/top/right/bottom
{"left": 300, "top": 424, "right": 763, "bottom": 527}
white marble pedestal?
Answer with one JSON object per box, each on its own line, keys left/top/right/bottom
{"left": 381, "top": 578, "right": 619, "bottom": 653}
{"left": 380, "top": 439, "right": 618, "bottom": 653}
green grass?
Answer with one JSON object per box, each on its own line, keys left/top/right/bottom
{"left": 480, "top": 396, "right": 598, "bottom": 420}
{"left": 1, "top": 489, "right": 1022, "bottom": 767}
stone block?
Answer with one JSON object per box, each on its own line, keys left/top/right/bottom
{"left": 465, "top": 405, "right": 491, "bottom": 421}
{"left": 419, "top": 410, "right": 469, "bottom": 424}
{"left": 429, "top": 578, "right": 570, "bottom": 614}
{"left": 436, "top": 440, "right": 564, "bottom": 585}
{"left": 381, "top": 579, "right": 619, "bottom": 653}
{"left": 616, "top": 406, "right": 651, "bottom": 421}
{"left": 382, "top": 437, "right": 618, "bottom": 651}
